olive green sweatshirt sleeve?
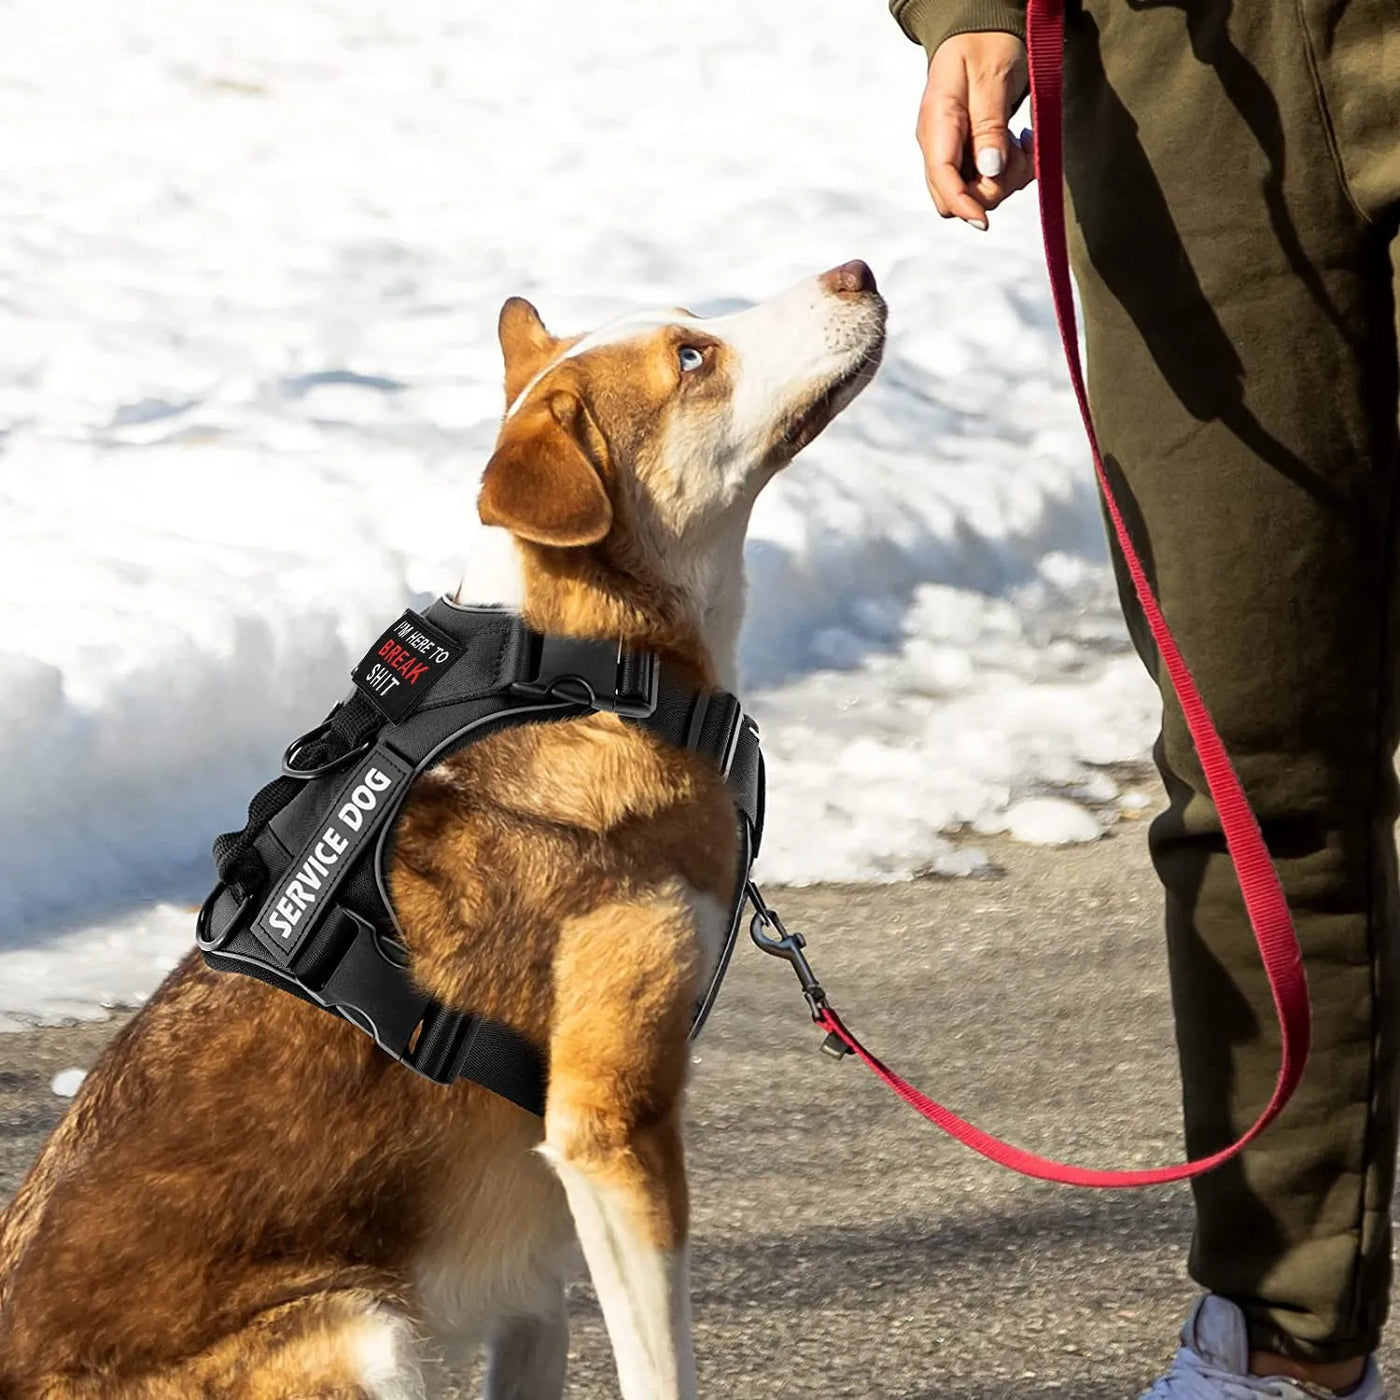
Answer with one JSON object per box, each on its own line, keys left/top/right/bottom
{"left": 888, "top": 0, "right": 1027, "bottom": 60}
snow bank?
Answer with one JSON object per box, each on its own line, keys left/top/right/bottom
{"left": 0, "top": 0, "right": 1157, "bottom": 1023}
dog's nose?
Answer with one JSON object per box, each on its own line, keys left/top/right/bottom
{"left": 819, "top": 260, "right": 878, "bottom": 297}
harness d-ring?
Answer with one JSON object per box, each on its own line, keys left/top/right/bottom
{"left": 196, "top": 881, "right": 253, "bottom": 952}
{"left": 281, "top": 724, "right": 375, "bottom": 779}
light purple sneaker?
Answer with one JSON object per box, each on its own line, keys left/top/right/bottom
{"left": 1139, "top": 1297, "right": 1385, "bottom": 1399}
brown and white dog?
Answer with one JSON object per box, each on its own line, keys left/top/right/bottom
{"left": 0, "top": 261, "right": 885, "bottom": 1400}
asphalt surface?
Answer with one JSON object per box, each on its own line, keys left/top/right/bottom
{"left": 4, "top": 811, "right": 1393, "bottom": 1397}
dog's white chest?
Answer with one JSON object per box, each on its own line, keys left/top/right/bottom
{"left": 411, "top": 1139, "right": 575, "bottom": 1356}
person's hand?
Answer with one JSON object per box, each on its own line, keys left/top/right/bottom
{"left": 917, "top": 33, "right": 1033, "bottom": 230}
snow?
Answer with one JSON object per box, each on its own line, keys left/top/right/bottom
{"left": 1004, "top": 798, "right": 1103, "bottom": 847}
{"left": 0, "top": 0, "right": 1159, "bottom": 1026}
{"left": 0, "top": 907, "right": 193, "bottom": 1035}
{"left": 50, "top": 1069, "right": 88, "bottom": 1099}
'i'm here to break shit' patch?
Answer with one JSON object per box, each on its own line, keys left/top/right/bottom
{"left": 351, "top": 609, "right": 463, "bottom": 722}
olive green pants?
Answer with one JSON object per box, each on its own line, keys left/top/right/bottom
{"left": 1062, "top": 0, "right": 1400, "bottom": 1364}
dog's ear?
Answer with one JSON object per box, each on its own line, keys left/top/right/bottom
{"left": 499, "top": 297, "right": 563, "bottom": 407}
{"left": 478, "top": 390, "right": 613, "bottom": 547}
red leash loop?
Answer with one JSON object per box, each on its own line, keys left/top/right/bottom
{"left": 800, "top": 0, "right": 1311, "bottom": 1187}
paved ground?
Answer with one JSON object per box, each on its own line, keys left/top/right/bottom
{"left": 3, "top": 814, "right": 1391, "bottom": 1397}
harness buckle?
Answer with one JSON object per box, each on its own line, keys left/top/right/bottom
{"left": 297, "top": 910, "right": 489, "bottom": 1087}
{"left": 513, "top": 634, "right": 659, "bottom": 718}
{"left": 305, "top": 910, "right": 435, "bottom": 1066}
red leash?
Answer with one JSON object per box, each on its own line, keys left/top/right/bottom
{"left": 755, "top": 0, "right": 1312, "bottom": 1187}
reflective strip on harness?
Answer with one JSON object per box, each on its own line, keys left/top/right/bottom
{"left": 251, "top": 745, "right": 412, "bottom": 965}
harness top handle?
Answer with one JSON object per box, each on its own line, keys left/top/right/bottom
{"left": 791, "top": 0, "right": 1311, "bottom": 1188}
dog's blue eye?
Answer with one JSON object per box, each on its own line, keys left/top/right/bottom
{"left": 678, "top": 346, "right": 705, "bottom": 372}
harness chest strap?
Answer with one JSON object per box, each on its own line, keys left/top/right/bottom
{"left": 199, "top": 598, "right": 764, "bottom": 1117}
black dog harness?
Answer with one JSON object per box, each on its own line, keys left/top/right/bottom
{"left": 197, "top": 597, "right": 763, "bottom": 1117}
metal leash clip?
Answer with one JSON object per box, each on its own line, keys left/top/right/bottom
{"left": 746, "top": 882, "right": 850, "bottom": 1059}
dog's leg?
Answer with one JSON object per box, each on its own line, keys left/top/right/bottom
{"left": 540, "top": 891, "right": 704, "bottom": 1400}
{"left": 543, "top": 1155, "right": 696, "bottom": 1400}
{"left": 22, "top": 1292, "right": 425, "bottom": 1400}
{"left": 483, "top": 1288, "right": 569, "bottom": 1400}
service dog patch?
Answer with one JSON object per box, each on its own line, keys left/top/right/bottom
{"left": 251, "top": 746, "right": 412, "bottom": 964}
{"left": 352, "top": 609, "right": 462, "bottom": 721}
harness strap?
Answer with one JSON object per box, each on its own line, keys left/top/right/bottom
{"left": 301, "top": 908, "right": 552, "bottom": 1114}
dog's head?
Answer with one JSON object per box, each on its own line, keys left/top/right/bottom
{"left": 477, "top": 262, "right": 886, "bottom": 684}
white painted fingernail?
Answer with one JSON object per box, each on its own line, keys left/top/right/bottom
{"left": 969, "top": 216, "right": 989, "bottom": 231}
{"left": 976, "top": 147, "right": 1004, "bottom": 178}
